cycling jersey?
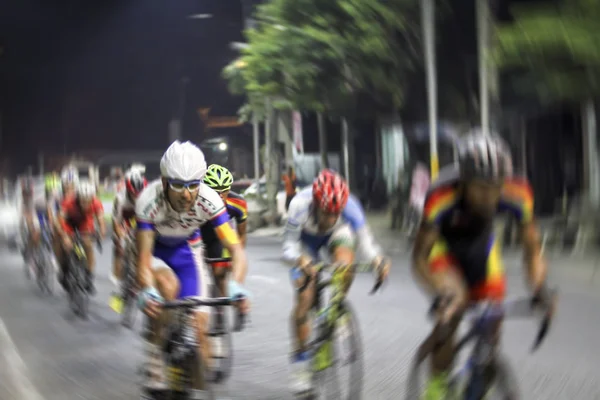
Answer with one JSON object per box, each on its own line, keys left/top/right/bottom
{"left": 200, "top": 191, "right": 248, "bottom": 259}
{"left": 60, "top": 196, "right": 104, "bottom": 235}
{"left": 423, "top": 166, "right": 534, "bottom": 300}
{"left": 282, "top": 187, "right": 382, "bottom": 263}
{"left": 113, "top": 188, "right": 136, "bottom": 225}
{"left": 135, "top": 180, "right": 239, "bottom": 303}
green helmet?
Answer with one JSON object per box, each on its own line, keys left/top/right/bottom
{"left": 44, "top": 173, "right": 61, "bottom": 192}
{"left": 203, "top": 164, "right": 233, "bottom": 192}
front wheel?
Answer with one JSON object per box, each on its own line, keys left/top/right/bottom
{"left": 311, "top": 302, "right": 364, "bottom": 400}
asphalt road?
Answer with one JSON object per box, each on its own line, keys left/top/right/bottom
{"left": 0, "top": 236, "right": 599, "bottom": 400}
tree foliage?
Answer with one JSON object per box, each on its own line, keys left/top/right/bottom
{"left": 222, "top": 0, "right": 420, "bottom": 119}
{"left": 496, "top": 0, "right": 600, "bottom": 103}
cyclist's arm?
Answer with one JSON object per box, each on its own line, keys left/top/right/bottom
{"left": 213, "top": 213, "right": 247, "bottom": 284}
{"left": 521, "top": 222, "right": 546, "bottom": 291}
{"left": 343, "top": 195, "right": 384, "bottom": 263}
{"left": 135, "top": 228, "right": 156, "bottom": 289}
{"left": 411, "top": 223, "right": 442, "bottom": 295}
{"left": 233, "top": 196, "right": 249, "bottom": 247}
{"left": 282, "top": 196, "right": 310, "bottom": 267}
{"left": 237, "top": 220, "right": 247, "bottom": 247}
{"left": 93, "top": 198, "right": 106, "bottom": 236}
{"left": 112, "top": 197, "right": 124, "bottom": 238}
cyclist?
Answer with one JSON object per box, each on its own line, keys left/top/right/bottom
{"left": 135, "top": 140, "right": 250, "bottom": 394}
{"left": 411, "top": 132, "right": 551, "bottom": 399}
{"left": 19, "top": 177, "right": 38, "bottom": 275}
{"left": 200, "top": 164, "right": 248, "bottom": 296}
{"left": 58, "top": 181, "right": 106, "bottom": 294}
{"left": 60, "top": 166, "right": 79, "bottom": 200}
{"left": 111, "top": 168, "right": 147, "bottom": 287}
{"left": 282, "top": 168, "right": 391, "bottom": 394}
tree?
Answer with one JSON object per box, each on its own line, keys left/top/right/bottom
{"left": 496, "top": 0, "right": 600, "bottom": 104}
{"left": 223, "top": 0, "right": 421, "bottom": 119}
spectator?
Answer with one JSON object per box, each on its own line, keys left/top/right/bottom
{"left": 282, "top": 166, "right": 297, "bottom": 211}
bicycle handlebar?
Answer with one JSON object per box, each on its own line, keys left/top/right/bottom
{"left": 295, "top": 262, "right": 383, "bottom": 294}
{"left": 428, "top": 287, "right": 557, "bottom": 353}
{"left": 162, "top": 296, "right": 247, "bottom": 332}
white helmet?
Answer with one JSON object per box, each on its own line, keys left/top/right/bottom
{"left": 160, "top": 140, "right": 207, "bottom": 181}
{"left": 61, "top": 166, "right": 79, "bottom": 185}
{"left": 76, "top": 180, "right": 96, "bottom": 199}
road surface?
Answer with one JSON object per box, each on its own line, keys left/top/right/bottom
{"left": 0, "top": 236, "right": 599, "bottom": 399}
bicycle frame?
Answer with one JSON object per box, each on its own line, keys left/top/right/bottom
{"left": 311, "top": 264, "right": 351, "bottom": 372}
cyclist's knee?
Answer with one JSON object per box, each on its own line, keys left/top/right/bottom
{"left": 154, "top": 269, "right": 179, "bottom": 301}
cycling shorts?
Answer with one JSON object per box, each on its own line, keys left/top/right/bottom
{"left": 203, "top": 240, "right": 232, "bottom": 268}
{"left": 151, "top": 233, "right": 213, "bottom": 313}
{"left": 428, "top": 233, "right": 506, "bottom": 301}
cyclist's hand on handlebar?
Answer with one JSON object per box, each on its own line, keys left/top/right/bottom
{"left": 297, "top": 254, "right": 316, "bottom": 277}
{"left": 138, "top": 287, "right": 164, "bottom": 318}
{"left": 228, "top": 280, "right": 251, "bottom": 314}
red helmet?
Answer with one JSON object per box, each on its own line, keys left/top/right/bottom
{"left": 125, "top": 170, "right": 147, "bottom": 198}
{"left": 312, "top": 169, "right": 349, "bottom": 214}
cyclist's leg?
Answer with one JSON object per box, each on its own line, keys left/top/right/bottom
{"left": 326, "top": 224, "right": 357, "bottom": 294}
{"left": 422, "top": 239, "right": 467, "bottom": 400}
{"left": 289, "top": 234, "right": 327, "bottom": 392}
{"left": 111, "top": 230, "right": 124, "bottom": 286}
{"left": 81, "top": 234, "right": 96, "bottom": 293}
{"left": 142, "top": 257, "right": 180, "bottom": 391}
{"left": 154, "top": 237, "right": 214, "bottom": 389}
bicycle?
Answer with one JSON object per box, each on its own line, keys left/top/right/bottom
{"left": 65, "top": 230, "right": 103, "bottom": 319}
{"left": 33, "top": 215, "right": 55, "bottom": 295}
{"left": 141, "top": 296, "right": 246, "bottom": 400}
{"left": 406, "top": 288, "right": 557, "bottom": 400}
{"left": 294, "top": 262, "right": 383, "bottom": 400}
{"left": 109, "top": 218, "right": 139, "bottom": 328}
{"left": 204, "top": 257, "right": 243, "bottom": 384}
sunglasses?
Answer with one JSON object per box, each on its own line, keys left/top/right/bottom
{"left": 168, "top": 179, "right": 201, "bottom": 193}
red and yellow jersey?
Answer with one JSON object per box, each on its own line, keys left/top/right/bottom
{"left": 423, "top": 173, "right": 534, "bottom": 227}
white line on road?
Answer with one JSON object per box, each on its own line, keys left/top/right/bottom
{"left": 0, "top": 318, "right": 45, "bottom": 400}
{"left": 247, "top": 275, "right": 280, "bottom": 285}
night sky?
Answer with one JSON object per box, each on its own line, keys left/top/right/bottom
{"left": 0, "top": 0, "right": 245, "bottom": 171}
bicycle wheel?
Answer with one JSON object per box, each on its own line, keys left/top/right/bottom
{"left": 207, "top": 303, "right": 233, "bottom": 384}
{"left": 479, "top": 355, "right": 519, "bottom": 400}
{"left": 311, "top": 302, "right": 364, "bottom": 400}
{"left": 120, "top": 262, "right": 137, "bottom": 329}
{"left": 69, "top": 259, "right": 89, "bottom": 319}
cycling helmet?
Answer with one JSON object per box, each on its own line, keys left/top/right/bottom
{"left": 76, "top": 180, "right": 96, "bottom": 200}
{"left": 125, "top": 169, "right": 147, "bottom": 197}
{"left": 44, "top": 173, "right": 62, "bottom": 194}
{"left": 203, "top": 164, "right": 233, "bottom": 192}
{"left": 312, "top": 169, "right": 349, "bottom": 214}
{"left": 457, "top": 131, "right": 513, "bottom": 181}
{"left": 61, "top": 166, "right": 79, "bottom": 185}
{"left": 160, "top": 140, "right": 207, "bottom": 181}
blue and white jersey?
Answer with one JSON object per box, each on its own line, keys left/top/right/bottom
{"left": 135, "top": 179, "right": 231, "bottom": 247}
{"left": 282, "top": 187, "right": 382, "bottom": 263}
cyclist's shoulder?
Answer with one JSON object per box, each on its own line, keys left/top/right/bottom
{"left": 501, "top": 176, "right": 533, "bottom": 199}
{"left": 135, "top": 179, "right": 164, "bottom": 219}
{"left": 341, "top": 194, "right": 366, "bottom": 229}
{"left": 196, "top": 183, "right": 226, "bottom": 216}
{"left": 226, "top": 191, "right": 247, "bottom": 205}
{"left": 287, "top": 189, "right": 312, "bottom": 224}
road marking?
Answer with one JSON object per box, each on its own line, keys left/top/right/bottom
{"left": 0, "top": 318, "right": 45, "bottom": 400}
{"left": 247, "top": 275, "right": 280, "bottom": 285}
